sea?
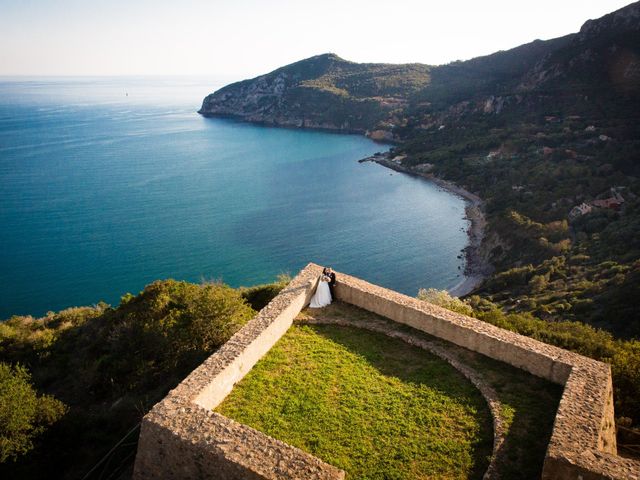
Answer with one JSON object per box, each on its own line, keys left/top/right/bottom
{"left": 0, "top": 77, "right": 469, "bottom": 319}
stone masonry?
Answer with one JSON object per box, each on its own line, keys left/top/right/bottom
{"left": 133, "top": 263, "right": 640, "bottom": 480}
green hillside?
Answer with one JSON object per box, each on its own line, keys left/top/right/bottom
{"left": 0, "top": 279, "right": 287, "bottom": 479}
{"left": 200, "top": 2, "right": 640, "bottom": 341}
{"left": 199, "top": 53, "right": 431, "bottom": 133}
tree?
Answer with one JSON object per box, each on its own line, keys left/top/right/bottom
{"left": 0, "top": 363, "right": 66, "bottom": 462}
{"left": 417, "top": 288, "right": 474, "bottom": 316}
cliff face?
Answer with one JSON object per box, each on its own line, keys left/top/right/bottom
{"left": 579, "top": 1, "right": 640, "bottom": 38}
{"left": 517, "top": 1, "right": 640, "bottom": 92}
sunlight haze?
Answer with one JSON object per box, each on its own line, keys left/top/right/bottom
{"left": 0, "top": 0, "right": 634, "bottom": 78}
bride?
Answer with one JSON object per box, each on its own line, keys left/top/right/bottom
{"left": 309, "top": 273, "right": 332, "bottom": 308}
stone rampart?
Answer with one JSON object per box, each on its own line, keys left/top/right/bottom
{"left": 333, "top": 270, "right": 640, "bottom": 480}
{"left": 133, "top": 263, "right": 640, "bottom": 480}
{"left": 133, "top": 263, "right": 345, "bottom": 480}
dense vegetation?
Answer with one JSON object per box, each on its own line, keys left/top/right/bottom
{"left": 391, "top": 2, "right": 640, "bottom": 438}
{"left": 401, "top": 110, "right": 640, "bottom": 336}
{"left": 0, "top": 363, "right": 66, "bottom": 463}
{"left": 0, "top": 278, "right": 286, "bottom": 479}
{"left": 217, "top": 321, "right": 493, "bottom": 479}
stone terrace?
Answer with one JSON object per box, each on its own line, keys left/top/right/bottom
{"left": 133, "top": 263, "right": 640, "bottom": 480}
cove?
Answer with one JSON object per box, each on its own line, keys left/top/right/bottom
{"left": 0, "top": 78, "right": 468, "bottom": 318}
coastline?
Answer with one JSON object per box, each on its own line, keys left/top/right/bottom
{"left": 359, "top": 153, "right": 489, "bottom": 297}
{"left": 199, "top": 110, "right": 489, "bottom": 297}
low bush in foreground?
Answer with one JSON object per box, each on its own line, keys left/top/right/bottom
{"left": 0, "top": 363, "right": 66, "bottom": 463}
{"left": 0, "top": 279, "right": 284, "bottom": 479}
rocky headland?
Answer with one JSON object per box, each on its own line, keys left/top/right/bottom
{"left": 198, "top": 53, "right": 430, "bottom": 138}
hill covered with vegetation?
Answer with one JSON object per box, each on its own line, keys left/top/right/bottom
{"left": 199, "top": 2, "right": 640, "bottom": 141}
{"left": 395, "top": 1, "right": 640, "bottom": 341}
{"left": 199, "top": 53, "right": 431, "bottom": 135}
{"left": 0, "top": 278, "right": 287, "bottom": 479}
{"left": 201, "top": 3, "right": 640, "bottom": 339}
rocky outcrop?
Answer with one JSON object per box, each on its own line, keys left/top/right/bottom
{"left": 199, "top": 53, "right": 431, "bottom": 134}
{"left": 579, "top": 1, "right": 640, "bottom": 39}
{"left": 200, "top": 71, "right": 290, "bottom": 120}
{"left": 518, "top": 2, "right": 640, "bottom": 92}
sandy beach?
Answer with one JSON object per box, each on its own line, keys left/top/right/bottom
{"left": 360, "top": 153, "right": 490, "bottom": 297}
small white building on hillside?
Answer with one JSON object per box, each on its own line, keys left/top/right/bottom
{"left": 569, "top": 203, "right": 593, "bottom": 220}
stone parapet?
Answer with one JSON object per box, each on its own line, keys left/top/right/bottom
{"left": 333, "top": 269, "right": 640, "bottom": 480}
{"left": 133, "top": 263, "right": 345, "bottom": 480}
{"left": 133, "top": 263, "right": 640, "bottom": 480}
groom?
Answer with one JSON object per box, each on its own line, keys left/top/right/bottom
{"left": 324, "top": 267, "right": 336, "bottom": 297}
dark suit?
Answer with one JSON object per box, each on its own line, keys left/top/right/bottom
{"left": 327, "top": 271, "right": 336, "bottom": 297}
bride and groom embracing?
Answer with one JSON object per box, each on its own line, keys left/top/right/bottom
{"left": 309, "top": 267, "right": 336, "bottom": 308}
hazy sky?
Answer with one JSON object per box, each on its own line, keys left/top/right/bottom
{"left": 0, "top": 0, "right": 634, "bottom": 78}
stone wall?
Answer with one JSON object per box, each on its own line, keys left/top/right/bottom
{"left": 133, "top": 263, "right": 345, "bottom": 480}
{"left": 133, "top": 263, "right": 640, "bottom": 480}
{"left": 333, "top": 270, "right": 640, "bottom": 480}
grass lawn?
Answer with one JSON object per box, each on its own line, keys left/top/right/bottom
{"left": 216, "top": 322, "right": 494, "bottom": 479}
{"left": 450, "top": 348, "right": 562, "bottom": 479}
{"left": 300, "top": 302, "right": 563, "bottom": 479}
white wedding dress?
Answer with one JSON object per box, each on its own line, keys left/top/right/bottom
{"left": 309, "top": 278, "right": 332, "bottom": 308}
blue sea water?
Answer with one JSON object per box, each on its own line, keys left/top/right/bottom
{"left": 0, "top": 77, "right": 469, "bottom": 319}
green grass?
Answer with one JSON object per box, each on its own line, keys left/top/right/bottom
{"left": 450, "top": 348, "right": 562, "bottom": 478}
{"left": 216, "top": 323, "right": 493, "bottom": 479}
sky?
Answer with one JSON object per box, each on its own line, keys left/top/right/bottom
{"left": 0, "top": 0, "right": 634, "bottom": 78}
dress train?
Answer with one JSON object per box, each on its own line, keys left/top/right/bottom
{"left": 309, "top": 278, "right": 332, "bottom": 308}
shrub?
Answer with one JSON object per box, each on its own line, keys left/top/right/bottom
{"left": 465, "top": 296, "right": 640, "bottom": 427}
{"left": 95, "top": 280, "right": 256, "bottom": 393}
{"left": 241, "top": 275, "right": 290, "bottom": 311}
{"left": 417, "top": 288, "right": 474, "bottom": 316}
{"left": 0, "top": 363, "right": 66, "bottom": 462}
{"left": 0, "top": 279, "right": 263, "bottom": 477}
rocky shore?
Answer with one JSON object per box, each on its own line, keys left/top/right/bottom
{"left": 359, "top": 152, "right": 491, "bottom": 297}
